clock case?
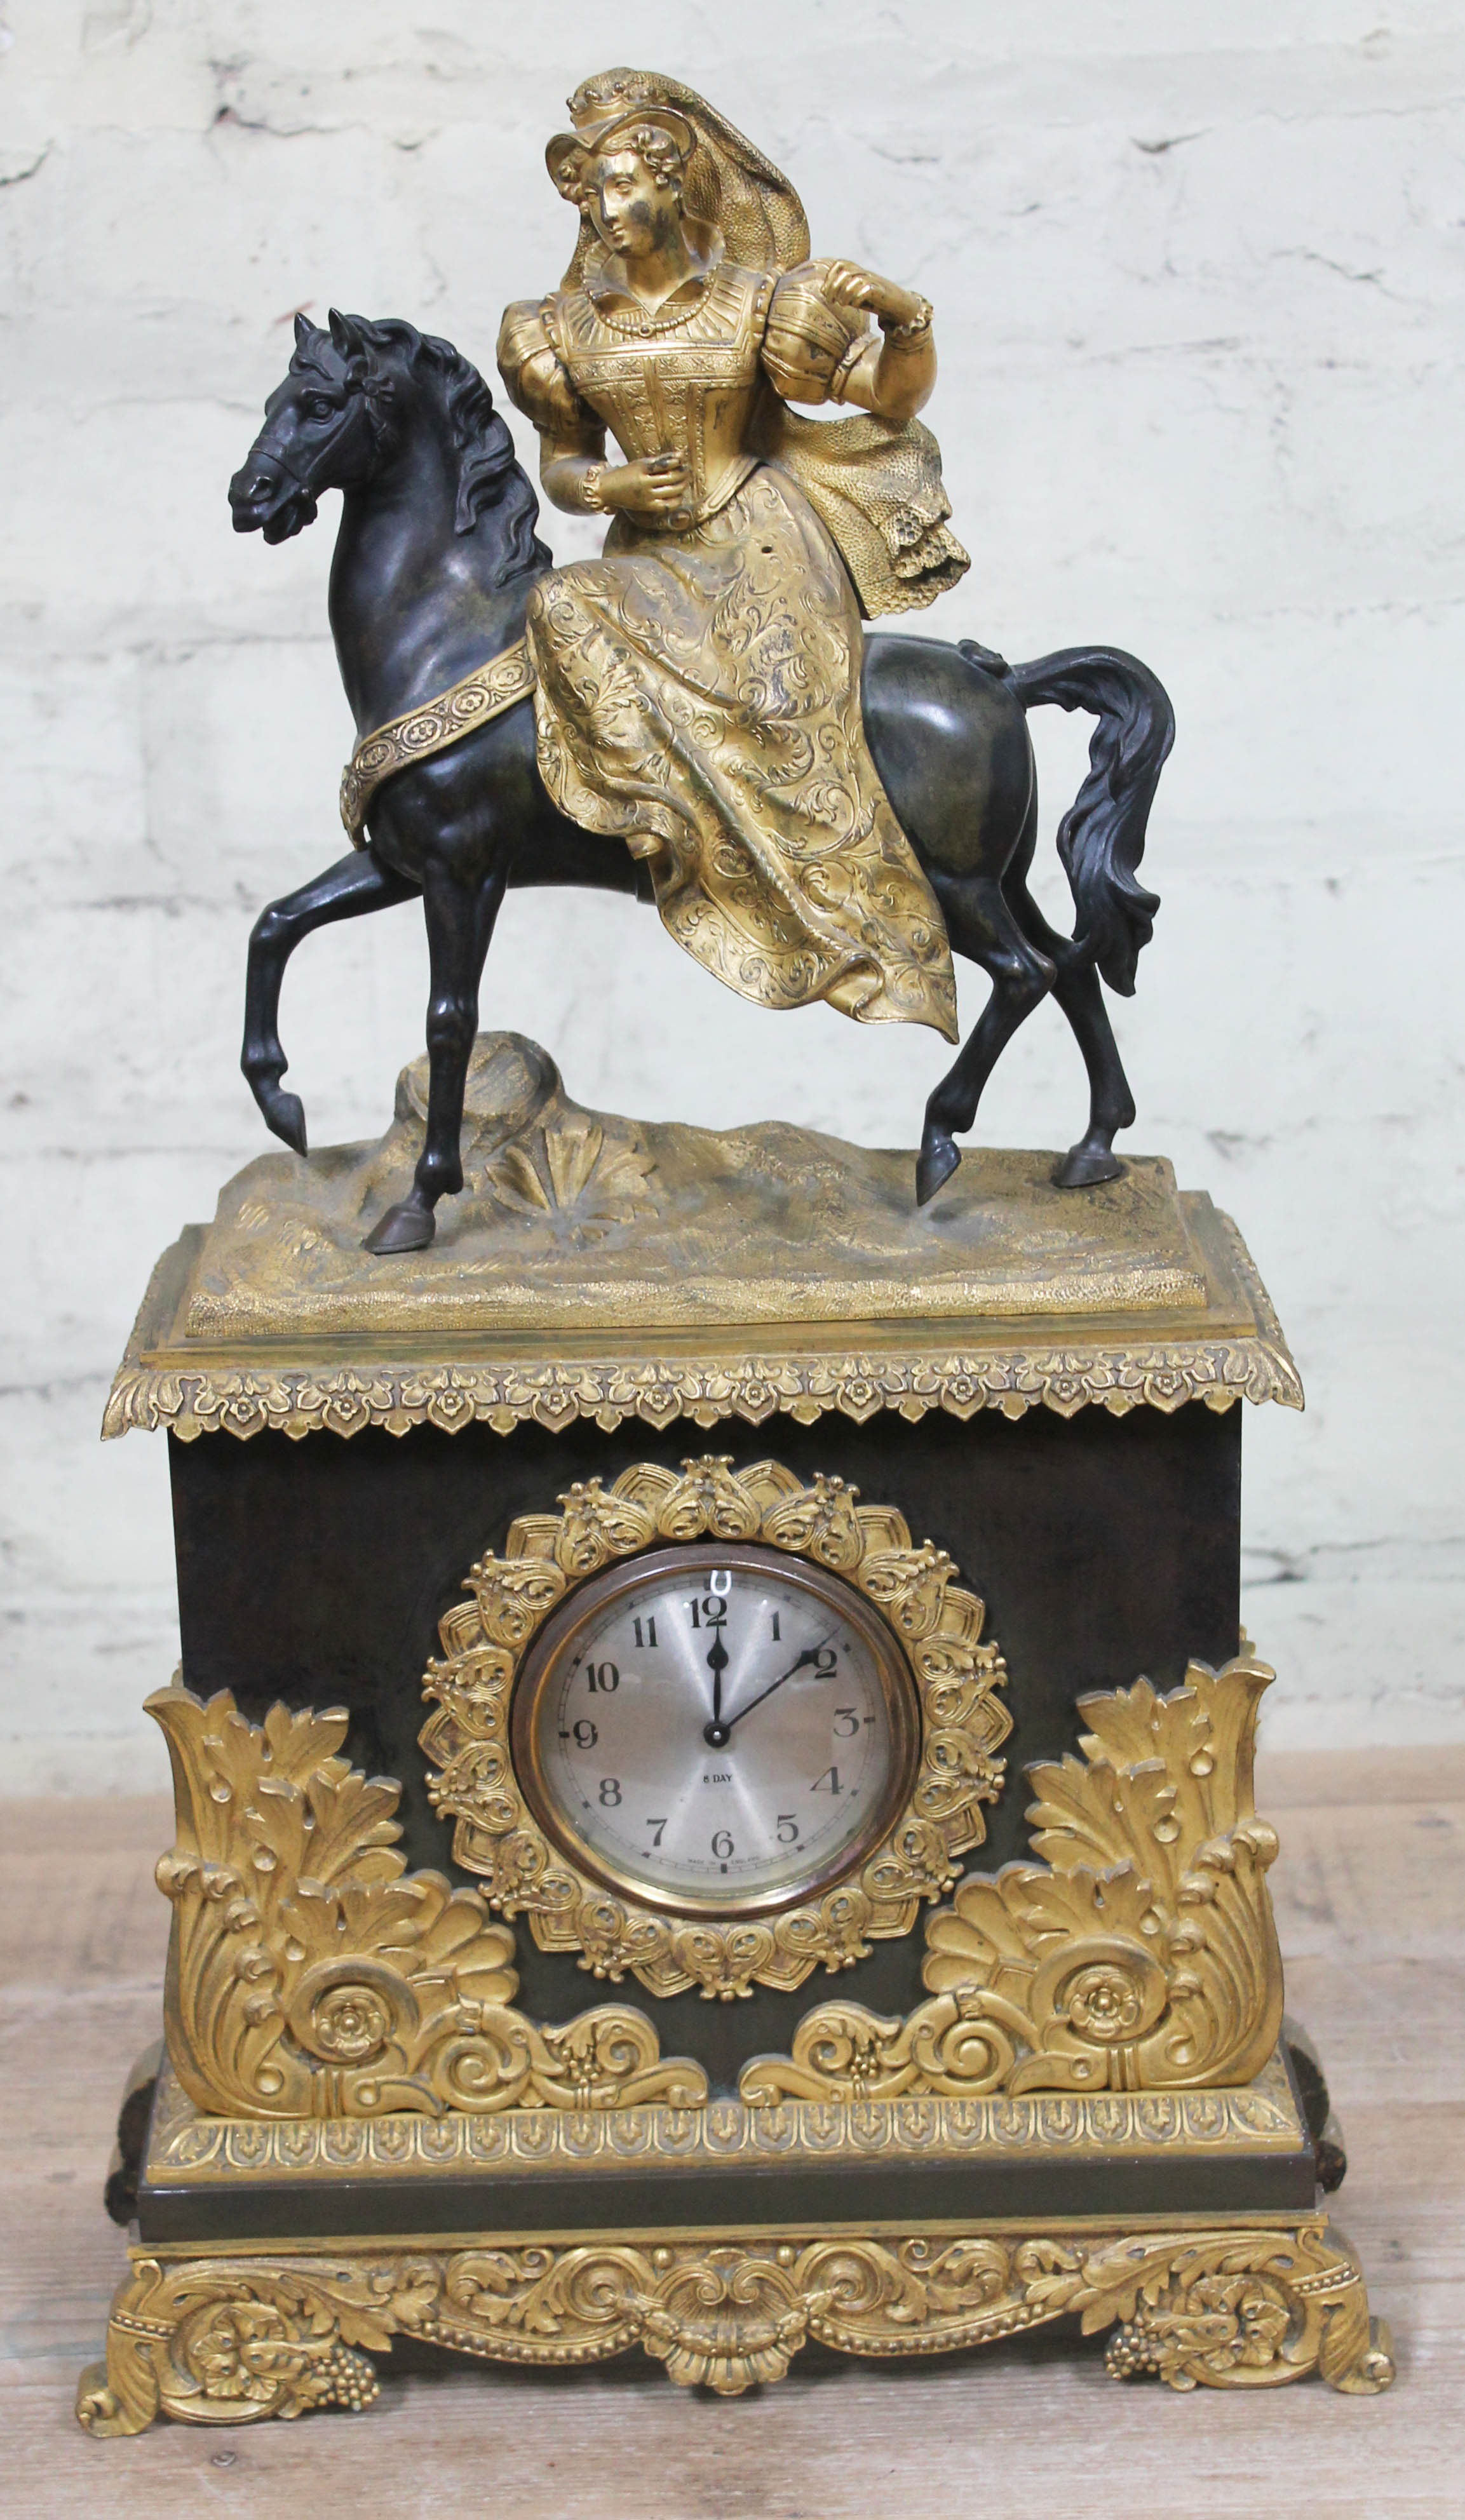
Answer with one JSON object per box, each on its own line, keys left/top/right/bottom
{"left": 160, "top": 1400, "right": 1245, "bottom": 2168}
{"left": 81, "top": 1108, "right": 1395, "bottom": 2423}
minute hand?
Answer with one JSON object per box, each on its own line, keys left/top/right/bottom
{"left": 704, "top": 1638, "right": 834, "bottom": 1747}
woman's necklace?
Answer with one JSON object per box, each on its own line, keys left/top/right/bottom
{"left": 587, "top": 276, "right": 709, "bottom": 338}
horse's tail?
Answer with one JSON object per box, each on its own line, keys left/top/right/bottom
{"left": 966, "top": 641, "right": 1175, "bottom": 996}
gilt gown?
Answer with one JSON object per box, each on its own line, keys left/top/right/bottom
{"left": 497, "top": 257, "right": 969, "bottom": 1040}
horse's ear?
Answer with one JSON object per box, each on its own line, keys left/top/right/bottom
{"left": 327, "top": 307, "right": 360, "bottom": 358}
{"left": 293, "top": 311, "right": 315, "bottom": 350}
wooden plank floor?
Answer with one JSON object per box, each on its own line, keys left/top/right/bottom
{"left": 3, "top": 1746, "right": 1462, "bottom": 2519}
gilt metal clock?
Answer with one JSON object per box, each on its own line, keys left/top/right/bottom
{"left": 511, "top": 1543, "right": 919, "bottom": 1917}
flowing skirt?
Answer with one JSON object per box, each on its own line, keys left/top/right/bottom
{"left": 524, "top": 466, "right": 958, "bottom": 1039}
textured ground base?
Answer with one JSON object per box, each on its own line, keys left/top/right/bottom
{"left": 179, "top": 1034, "right": 1213, "bottom": 1337}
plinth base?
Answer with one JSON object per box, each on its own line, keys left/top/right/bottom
{"left": 77, "top": 2213, "right": 1394, "bottom": 2428}
{"left": 79, "top": 2027, "right": 1394, "bottom": 2426}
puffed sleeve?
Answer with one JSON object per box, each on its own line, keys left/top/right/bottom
{"left": 496, "top": 298, "right": 602, "bottom": 444}
{"left": 760, "top": 260, "right": 871, "bottom": 407}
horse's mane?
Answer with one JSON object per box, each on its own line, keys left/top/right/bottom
{"left": 296, "top": 314, "right": 550, "bottom": 583}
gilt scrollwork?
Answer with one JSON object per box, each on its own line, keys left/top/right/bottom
{"left": 418, "top": 1455, "right": 1011, "bottom": 1999}
{"left": 741, "top": 1648, "right": 1283, "bottom": 2103}
{"left": 76, "top": 2216, "right": 1392, "bottom": 2433}
{"left": 148, "top": 1683, "right": 706, "bottom": 2120}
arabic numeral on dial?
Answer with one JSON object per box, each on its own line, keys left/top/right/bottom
{"left": 646, "top": 1817, "right": 667, "bottom": 1847}
{"left": 598, "top": 1777, "right": 622, "bottom": 1807}
{"left": 814, "top": 1645, "right": 838, "bottom": 1676}
{"left": 711, "top": 1829, "right": 734, "bottom": 1858}
{"left": 572, "top": 1718, "right": 598, "bottom": 1748}
{"left": 811, "top": 1766, "right": 842, "bottom": 1795}
{"left": 632, "top": 1616, "right": 658, "bottom": 1648}
{"left": 771, "top": 1611, "right": 781, "bottom": 1641}
{"left": 833, "top": 1706, "right": 860, "bottom": 1737}
{"left": 685, "top": 1595, "right": 726, "bottom": 1631}
{"left": 776, "top": 1813, "right": 798, "bottom": 1844}
{"left": 586, "top": 1661, "right": 619, "bottom": 1693}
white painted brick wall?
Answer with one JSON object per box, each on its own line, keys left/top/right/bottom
{"left": 3, "top": 3, "right": 1461, "bottom": 1790}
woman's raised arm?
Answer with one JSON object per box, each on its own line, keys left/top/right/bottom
{"left": 819, "top": 260, "right": 936, "bottom": 422}
{"left": 760, "top": 259, "right": 936, "bottom": 424}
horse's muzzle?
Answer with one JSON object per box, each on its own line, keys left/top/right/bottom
{"left": 228, "top": 457, "right": 317, "bottom": 542}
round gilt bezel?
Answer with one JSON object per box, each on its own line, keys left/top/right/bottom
{"left": 419, "top": 1455, "right": 1011, "bottom": 2001}
{"left": 510, "top": 1540, "right": 921, "bottom": 1921}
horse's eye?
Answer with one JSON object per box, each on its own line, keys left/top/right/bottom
{"left": 305, "top": 396, "right": 336, "bottom": 421}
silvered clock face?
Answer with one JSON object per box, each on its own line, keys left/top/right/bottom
{"left": 513, "top": 1544, "right": 917, "bottom": 1915}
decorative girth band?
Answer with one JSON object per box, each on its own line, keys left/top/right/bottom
{"left": 339, "top": 640, "right": 537, "bottom": 842}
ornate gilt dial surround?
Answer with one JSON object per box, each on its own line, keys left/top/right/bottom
{"left": 419, "top": 1455, "right": 1011, "bottom": 2000}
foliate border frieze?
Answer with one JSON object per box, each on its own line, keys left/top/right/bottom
{"left": 102, "top": 1210, "right": 1302, "bottom": 1443}
{"left": 150, "top": 2049, "right": 1302, "bottom": 2185}
{"left": 78, "top": 2216, "right": 1393, "bottom": 2429}
{"left": 103, "top": 1331, "right": 1300, "bottom": 1445}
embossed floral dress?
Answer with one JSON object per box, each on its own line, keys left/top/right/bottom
{"left": 498, "top": 260, "right": 967, "bottom": 1039}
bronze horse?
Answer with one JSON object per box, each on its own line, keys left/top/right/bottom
{"left": 229, "top": 313, "right": 1173, "bottom": 1253}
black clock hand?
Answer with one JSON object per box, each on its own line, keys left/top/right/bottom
{"left": 705, "top": 1624, "right": 730, "bottom": 1744}
{"left": 704, "top": 1635, "right": 834, "bottom": 1748}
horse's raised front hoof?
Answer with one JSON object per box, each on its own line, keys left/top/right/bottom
{"left": 1053, "top": 1143, "right": 1125, "bottom": 1189}
{"left": 915, "top": 1128, "right": 961, "bottom": 1208}
{"left": 363, "top": 1197, "right": 436, "bottom": 1255}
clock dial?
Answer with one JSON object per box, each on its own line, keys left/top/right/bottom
{"left": 513, "top": 1544, "right": 917, "bottom": 1916}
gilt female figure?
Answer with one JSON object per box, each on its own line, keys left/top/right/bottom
{"left": 499, "top": 67, "right": 969, "bottom": 1044}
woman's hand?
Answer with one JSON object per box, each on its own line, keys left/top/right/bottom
{"left": 603, "top": 452, "right": 692, "bottom": 519}
{"left": 821, "top": 260, "right": 928, "bottom": 330}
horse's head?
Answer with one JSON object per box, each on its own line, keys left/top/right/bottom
{"left": 229, "top": 310, "right": 393, "bottom": 541}
{"left": 229, "top": 311, "right": 548, "bottom": 580}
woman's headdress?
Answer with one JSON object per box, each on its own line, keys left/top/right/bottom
{"left": 548, "top": 67, "right": 810, "bottom": 286}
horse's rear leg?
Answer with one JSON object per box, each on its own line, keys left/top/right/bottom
{"left": 917, "top": 873, "right": 1055, "bottom": 1206}
{"left": 1008, "top": 879, "right": 1136, "bottom": 1187}
{"left": 363, "top": 868, "right": 506, "bottom": 1255}
{"left": 243, "top": 849, "right": 417, "bottom": 1151}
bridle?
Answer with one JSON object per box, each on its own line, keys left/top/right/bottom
{"left": 260, "top": 361, "right": 397, "bottom": 499}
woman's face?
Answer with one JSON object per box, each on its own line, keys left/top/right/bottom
{"left": 588, "top": 149, "right": 679, "bottom": 259}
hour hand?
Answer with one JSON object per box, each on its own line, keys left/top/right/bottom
{"left": 705, "top": 1627, "right": 731, "bottom": 1742}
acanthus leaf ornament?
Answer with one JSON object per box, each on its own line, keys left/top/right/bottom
{"left": 149, "top": 1683, "right": 706, "bottom": 2120}
{"left": 740, "top": 1648, "right": 1282, "bottom": 2103}
{"left": 420, "top": 1455, "right": 1010, "bottom": 2000}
